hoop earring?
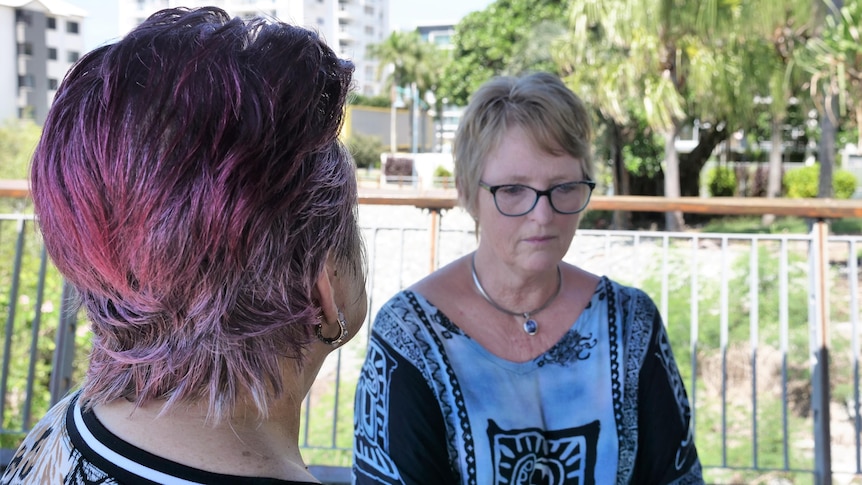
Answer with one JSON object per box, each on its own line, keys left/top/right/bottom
{"left": 316, "top": 309, "right": 348, "bottom": 346}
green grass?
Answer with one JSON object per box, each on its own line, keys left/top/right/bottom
{"left": 700, "top": 216, "right": 811, "bottom": 234}
{"left": 298, "top": 375, "right": 358, "bottom": 467}
{"left": 700, "top": 216, "right": 862, "bottom": 236}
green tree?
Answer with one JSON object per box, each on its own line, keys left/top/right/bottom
{"left": 367, "top": 30, "right": 444, "bottom": 152}
{"left": 0, "top": 119, "right": 41, "bottom": 214}
{"left": 734, "top": 0, "right": 815, "bottom": 224}
{"left": 437, "top": 0, "right": 567, "bottom": 107}
{"left": 367, "top": 31, "right": 425, "bottom": 93}
{"left": 796, "top": 0, "right": 862, "bottom": 198}
{"left": 563, "top": 0, "right": 743, "bottom": 230}
{"left": 0, "top": 119, "right": 41, "bottom": 179}
{"left": 347, "top": 133, "right": 386, "bottom": 170}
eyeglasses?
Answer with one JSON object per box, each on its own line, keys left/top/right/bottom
{"left": 478, "top": 180, "right": 596, "bottom": 217}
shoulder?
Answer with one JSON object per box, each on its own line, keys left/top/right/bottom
{"left": 408, "top": 254, "right": 472, "bottom": 302}
{"left": 598, "top": 277, "right": 657, "bottom": 310}
{"left": 1, "top": 392, "right": 78, "bottom": 484}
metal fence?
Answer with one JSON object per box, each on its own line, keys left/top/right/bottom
{"left": 1, "top": 202, "right": 861, "bottom": 484}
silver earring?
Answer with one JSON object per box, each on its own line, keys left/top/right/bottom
{"left": 316, "top": 309, "right": 347, "bottom": 346}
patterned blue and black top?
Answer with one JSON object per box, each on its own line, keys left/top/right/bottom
{"left": 353, "top": 276, "right": 704, "bottom": 485}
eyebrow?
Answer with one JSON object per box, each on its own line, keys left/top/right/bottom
{"left": 488, "top": 177, "right": 586, "bottom": 186}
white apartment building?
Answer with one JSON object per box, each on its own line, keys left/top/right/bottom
{"left": 118, "top": 0, "right": 389, "bottom": 96}
{"left": 0, "top": 0, "right": 86, "bottom": 124}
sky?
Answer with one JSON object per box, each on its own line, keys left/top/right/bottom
{"left": 68, "top": 0, "right": 495, "bottom": 52}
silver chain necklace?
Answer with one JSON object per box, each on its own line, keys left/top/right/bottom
{"left": 470, "top": 253, "right": 562, "bottom": 336}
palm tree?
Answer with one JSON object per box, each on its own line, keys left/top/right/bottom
{"left": 563, "top": 0, "right": 739, "bottom": 231}
{"left": 367, "top": 31, "right": 443, "bottom": 153}
{"left": 796, "top": 0, "right": 862, "bottom": 197}
{"left": 735, "top": 0, "right": 815, "bottom": 224}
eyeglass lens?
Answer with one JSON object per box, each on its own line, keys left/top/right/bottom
{"left": 493, "top": 183, "right": 592, "bottom": 216}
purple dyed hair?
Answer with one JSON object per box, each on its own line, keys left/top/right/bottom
{"left": 30, "top": 7, "right": 361, "bottom": 420}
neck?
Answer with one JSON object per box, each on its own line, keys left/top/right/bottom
{"left": 470, "top": 253, "right": 562, "bottom": 335}
{"left": 92, "top": 370, "right": 318, "bottom": 481}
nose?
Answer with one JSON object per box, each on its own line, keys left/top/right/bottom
{"left": 529, "top": 192, "right": 555, "bottom": 222}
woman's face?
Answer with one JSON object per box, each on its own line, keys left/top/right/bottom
{"left": 476, "top": 125, "right": 586, "bottom": 275}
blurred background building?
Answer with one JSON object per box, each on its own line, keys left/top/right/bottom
{"left": 0, "top": 0, "right": 86, "bottom": 124}
{"left": 0, "top": 0, "right": 392, "bottom": 125}
{"left": 117, "top": 0, "right": 390, "bottom": 96}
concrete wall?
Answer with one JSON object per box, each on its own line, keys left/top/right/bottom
{"left": 345, "top": 105, "right": 434, "bottom": 153}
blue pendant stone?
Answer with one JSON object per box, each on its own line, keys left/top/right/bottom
{"left": 523, "top": 319, "right": 538, "bottom": 336}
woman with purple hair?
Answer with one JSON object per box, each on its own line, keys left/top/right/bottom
{"left": 1, "top": 7, "right": 365, "bottom": 484}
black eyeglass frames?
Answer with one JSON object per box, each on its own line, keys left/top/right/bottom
{"left": 478, "top": 180, "right": 596, "bottom": 217}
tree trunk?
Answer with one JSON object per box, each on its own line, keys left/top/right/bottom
{"left": 678, "top": 124, "right": 729, "bottom": 197}
{"left": 856, "top": 103, "right": 862, "bottom": 155}
{"left": 818, "top": 98, "right": 837, "bottom": 198}
{"left": 663, "top": 125, "right": 685, "bottom": 231}
{"left": 608, "top": 120, "right": 632, "bottom": 229}
{"left": 762, "top": 116, "right": 785, "bottom": 226}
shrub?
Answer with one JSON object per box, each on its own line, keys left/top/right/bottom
{"left": 433, "top": 166, "right": 452, "bottom": 178}
{"left": 834, "top": 170, "right": 858, "bottom": 199}
{"left": 783, "top": 164, "right": 857, "bottom": 199}
{"left": 346, "top": 133, "right": 385, "bottom": 170}
{"left": 707, "top": 166, "right": 737, "bottom": 197}
{"left": 348, "top": 93, "right": 390, "bottom": 108}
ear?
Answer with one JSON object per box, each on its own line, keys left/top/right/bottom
{"left": 312, "top": 256, "right": 339, "bottom": 325}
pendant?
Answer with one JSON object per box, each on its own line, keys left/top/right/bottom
{"left": 523, "top": 319, "right": 538, "bottom": 336}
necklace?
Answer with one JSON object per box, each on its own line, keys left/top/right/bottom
{"left": 470, "top": 253, "right": 562, "bottom": 336}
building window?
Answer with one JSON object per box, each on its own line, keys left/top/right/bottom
{"left": 48, "top": 78, "right": 59, "bottom": 90}
{"left": 48, "top": 47, "right": 58, "bottom": 60}
{"left": 18, "top": 75, "right": 36, "bottom": 88}
{"left": 317, "top": 17, "right": 324, "bottom": 26}
{"left": 68, "top": 51, "right": 80, "bottom": 62}
{"left": 364, "top": 5, "right": 373, "bottom": 14}
{"left": 67, "top": 21, "right": 79, "bottom": 34}
{"left": 15, "top": 10, "right": 32, "bottom": 25}
{"left": 365, "top": 25, "right": 373, "bottom": 35}
{"left": 17, "top": 43, "right": 33, "bottom": 56}
{"left": 47, "top": 17, "right": 56, "bottom": 29}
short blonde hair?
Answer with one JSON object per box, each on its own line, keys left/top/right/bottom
{"left": 454, "top": 72, "right": 593, "bottom": 218}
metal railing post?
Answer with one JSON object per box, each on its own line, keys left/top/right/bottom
{"left": 810, "top": 219, "right": 833, "bottom": 485}
{"left": 0, "top": 219, "right": 25, "bottom": 426}
{"left": 49, "top": 282, "right": 78, "bottom": 405}
{"left": 428, "top": 208, "right": 441, "bottom": 272}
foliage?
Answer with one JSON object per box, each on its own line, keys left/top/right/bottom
{"left": 0, "top": 120, "right": 40, "bottom": 214}
{"left": 831, "top": 217, "right": 862, "bottom": 234}
{"left": 706, "top": 166, "right": 737, "bottom": 197}
{"left": 433, "top": 165, "right": 452, "bottom": 178}
{"left": 795, "top": 0, "right": 862, "bottom": 136}
{"left": 783, "top": 164, "right": 857, "bottom": 199}
{"left": 437, "top": 0, "right": 567, "bottom": 106}
{"left": 348, "top": 93, "right": 390, "bottom": 108}
{"left": 0, "top": 119, "right": 41, "bottom": 179}
{"left": 366, "top": 30, "right": 446, "bottom": 107}
{"left": 0, "top": 218, "right": 70, "bottom": 447}
{"left": 700, "top": 216, "right": 811, "bottom": 235}
{"left": 622, "top": 124, "right": 665, "bottom": 178}
{"left": 346, "top": 133, "right": 386, "bottom": 170}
